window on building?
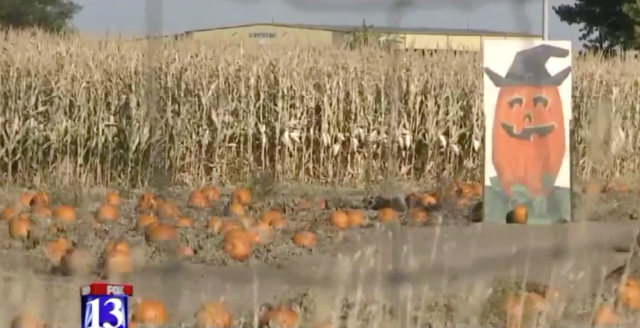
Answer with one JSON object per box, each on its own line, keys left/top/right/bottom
{"left": 249, "top": 32, "right": 277, "bottom": 38}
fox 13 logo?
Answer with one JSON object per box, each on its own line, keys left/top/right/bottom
{"left": 82, "top": 296, "right": 128, "bottom": 328}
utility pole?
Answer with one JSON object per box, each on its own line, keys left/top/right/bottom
{"left": 542, "top": 0, "right": 549, "bottom": 40}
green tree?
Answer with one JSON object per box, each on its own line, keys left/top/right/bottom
{"left": 0, "top": 0, "right": 82, "bottom": 32}
{"left": 553, "top": 0, "right": 636, "bottom": 51}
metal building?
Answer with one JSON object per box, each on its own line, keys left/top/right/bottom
{"left": 179, "top": 23, "right": 542, "bottom": 51}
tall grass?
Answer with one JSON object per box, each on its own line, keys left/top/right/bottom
{"left": 1, "top": 29, "right": 639, "bottom": 189}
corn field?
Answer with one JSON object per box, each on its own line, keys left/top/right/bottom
{"left": 1, "top": 30, "right": 639, "bottom": 189}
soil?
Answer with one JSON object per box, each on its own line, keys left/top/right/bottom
{"left": 0, "top": 185, "right": 637, "bottom": 327}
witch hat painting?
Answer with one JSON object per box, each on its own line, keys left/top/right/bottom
{"left": 482, "top": 41, "right": 573, "bottom": 224}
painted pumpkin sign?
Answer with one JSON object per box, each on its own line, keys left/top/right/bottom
{"left": 482, "top": 41, "right": 573, "bottom": 224}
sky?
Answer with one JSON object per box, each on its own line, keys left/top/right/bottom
{"left": 72, "top": 0, "right": 582, "bottom": 48}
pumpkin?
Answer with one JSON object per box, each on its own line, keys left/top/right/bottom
{"left": 175, "top": 216, "right": 194, "bottom": 228}
{"left": 104, "top": 191, "right": 121, "bottom": 207}
{"left": 44, "top": 237, "right": 70, "bottom": 265}
{"left": 260, "top": 210, "right": 284, "bottom": 225}
{"left": 136, "top": 214, "right": 158, "bottom": 231}
{"left": 618, "top": 276, "right": 640, "bottom": 309}
{"left": 201, "top": 186, "right": 221, "bottom": 203}
{"left": 10, "top": 313, "right": 46, "bottom": 328}
{"left": 226, "top": 202, "right": 245, "bottom": 217}
{"left": 491, "top": 85, "right": 566, "bottom": 198}
{"left": 132, "top": 298, "right": 168, "bottom": 325}
{"left": 52, "top": 205, "right": 75, "bottom": 223}
{"left": 208, "top": 217, "right": 223, "bottom": 233}
{"left": 188, "top": 189, "right": 209, "bottom": 209}
{"left": 177, "top": 244, "right": 194, "bottom": 257}
{"left": 195, "top": 299, "right": 233, "bottom": 328}
{"left": 95, "top": 204, "right": 119, "bottom": 223}
{"left": 231, "top": 187, "right": 252, "bottom": 205}
{"left": 30, "top": 192, "right": 49, "bottom": 208}
{"left": 506, "top": 204, "right": 528, "bottom": 224}
{"left": 593, "top": 304, "right": 619, "bottom": 326}
{"left": 136, "top": 192, "right": 157, "bottom": 212}
{"left": 220, "top": 220, "right": 241, "bottom": 234}
{"left": 408, "top": 208, "right": 429, "bottom": 223}
{"left": 239, "top": 216, "right": 256, "bottom": 229}
{"left": 223, "top": 236, "right": 251, "bottom": 261}
{"left": 59, "top": 248, "right": 93, "bottom": 276}
{"left": 105, "top": 248, "right": 133, "bottom": 277}
{"left": 329, "top": 210, "right": 349, "bottom": 230}
{"left": 292, "top": 231, "right": 316, "bottom": 248}
{"left": 32, "top": 206, "right": 52, "bottom": 220}
{"left": 1, "top": 206, "right": 18, "bottom": 221}
{"left": 145, "top": 223, "right": 177, "bottom": 243}
{"left": 377, "top": 208, "right": 397, "bottom": 222}
{"left": 107, "top": 240, "right": 130, "bottom": 254}
{"left": 247, "top": 222, "right": 274, "bottom": 245}
{"left": 18, "top": 191, "right": 36, "bottom": 209}
{"left": 504, "top": 292, "right": 547, "bottom": 328}
{"left": 223, "top": 228, "right": 251, "bottom": 244}
{"left": 259, "top": 304, "right": 300, "bottom": 328}
{"left": 8, "top": 214, "right": 30, "bottom": 239}
{"left": 156, "top": 199, "right": 180, "bottom": 219}
{"left": 346, "top": 209, "right": 365, "bottom": 228}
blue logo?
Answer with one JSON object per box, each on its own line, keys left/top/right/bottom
{"left": 81, "top": 296, "right": 128, "bottom": 328}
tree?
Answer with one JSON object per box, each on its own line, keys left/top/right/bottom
{"left": 553, "top": 0, "right": 636, "bottom": 51}
{"left": 0, "top": 0, "right": 82, "bottom": 32}
{"left": 343, "top": 20, "right": 404, "bottom": 51}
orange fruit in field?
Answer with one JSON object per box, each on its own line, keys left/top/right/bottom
{"left": 201, "top": 186, "right": 221, "bottom": 203}
{"left": 226, "top": 202, "right": 245, "bottom": 217}
{"left": 420, "top": 193, "right": 438, "bottom": 206}
{"left": 195, "top": 300, "right": 233, "bottom": 328}
{"left": 103, "top": 191, "right": 121, "bottom": 207}
{"left": 346, "top": 209, "right": 365, "bottom": 227}
{"left": 238, "top": 216, "right": 255, "bottom": 228}
{"left": 177, "top": 244, "right": 194, "bottom": 257}
{"left": 246, "top": 221, "right": 274, "bottom": 245}
{"left": 10, "top": 313, "right": 46, "bottom": 328}
{"left": 231, "top": 187, "right": 252, "bottom": 205}
{"left": 377, "top": 208, "right": 397, "bottom": 223}
{"left": 136, "top": 192, "right": 157, "bottom": 213}
{"left": 156, "top": 199, "right": 180, "bottom": 219}
{"left": 260, "top": 210, "right": 283, "bottom": 225}
{"left": 207, "top": 217, "right": 223, "bottom": 233}
{"left": 329, "top": 210, "right": 349, "bottom": 230}
{"left": 44, "top": 237, "right": 70, "bottom": 265}
{"left": 1, "top": 206, "right": 19, "bottom": 221}
{"left": 145, "top": 223, "right": 177, "bottom": 243}
{"left": 593, "top": 304, "right": 619, "bottom": 326}
{"left": 8, "top": 214, "right": 30, "bottom": 240}
{"left": 95, "top": 204, "right": 119, "bottom": 223}
{"left": 292, "top": 231, "right": 316, "bottom": 248}
{"left": 408, "top": 208, "right": 429, "bottom": 223}
{"left": 507, "top": 204, "right": 528, "bottom": 224}
{"left": 30, "top": 191, "right": 49, "bottom": 208}
{"left": 52, "top": 205, "right": 75, "bottom": 223}
{"left": 618, "top": 276, "right": 640, "bottom": 309}
{"left": 18, "top": 191, "right": 35, "bottom": 208}
{"left": 188, "top": 189, "right": 209, "bottom": 209}
{"left": 259, "top": 304, "right": 300, "bottom": 328}
{"left": 107, "top": 239, "right": 130, "bottom": 254}
{"left": 220, "top": 220, "right": 241, "bottom": 234}
{"left": 132, "top": 298, "right": 168, "bottom": 325}
{"left": 136, "top": 214, "right": 158, "bottom": 231}
{"left": 223, "top": 228, "right": 250, "bottom": 244}
{"left": 175, "top": 216, "right": 194, "bottom": 228}
{"left": 223, "top": 236, "right": 251, "bottom": 261}
{"left": 32, "top": 206, "right": 52, "bottom": 220}
{"left": 106, "top": 248, "right": 133, "bottom": 277}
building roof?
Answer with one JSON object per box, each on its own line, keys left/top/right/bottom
{"left": 186, "top": 23, "right": 541, "bottom": 38}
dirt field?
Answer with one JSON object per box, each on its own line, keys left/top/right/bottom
{"left": 0, "top": 185, "right": 638, "bottom": 328}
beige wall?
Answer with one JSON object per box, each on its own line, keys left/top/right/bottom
{"left": 189, "top": 24, "right": 334, "bottom": 47}
{"left": 402, "top": 33, "right": 542, "bottom": 51}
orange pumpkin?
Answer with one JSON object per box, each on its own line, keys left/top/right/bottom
{"left": 246, "top": 222, "right": 274, "bottom": 245}
{"left": 188, "top": 189, "right": 209, "bottom": 209}
{"left": 489, "top": 84, "right": 566, "bottom": 198}
{"left": 201, "top": 186, "right": 221, "bottom": 203}
{"left": 145, "top": 223, "right": 177, "bottom": 243}
{"left": 195, "top": 300, "right": 233, "bottom": 328}
{"left": 329, "top": 210, "right": 349, "bottom": 230}
{"left": 292, "top": 231, "right": 316, "bottom": 248}
{"left": 593, "top": 304, "right": 619, "bottom": 326}
{"left": 231, "top": 187, "right": 252, "bottom": 205}
{"left": 208, "top": 217, "right": 223, "bottom": 233}
{"left": 30, "top": 192, "right": 49, "bottom": 208}
{"left": 408, "top": 208, "right": 429, "bottom": 223}
{"left": 259, "top": 304, "right": 300, "bottom": 328}
{"left": 156, "top": 199, "right": 180, "bottom": 219}
{"left": 135, "top": 192, "right": 157, "bottom": 212}
{"left": 44, "top": 237, "right": 70, "bottom": 265}
{"left": 346, "top": 209, "right": 365, "bottom": 228}
{"left": 32, "top": 206, "right": 52, "bottom": 220}
{"left": 1, "top": 206, "right": 18, "bottom": 221}
{"left": 10, "top": 313, "right": 46, "bottom": 328}
{"left": 175, "top": 216, "right": 194, "bottom": 228}
{"left": 104, "top": 191, "right": 121, "bottom": 207}
{"left": 223, "top": 236, "right": 251, "bottom": 261}
{"left": 377, "top": 208, "right": 397, "bottom": 223}
{"left": 507, "top": 204, "right": 528, "bottom": 224}
{"left": 177, "top": 244, "right": 194, "bottom": 257}
{"left": 260, "top": 210, "right": 283, "bottom": 225}
{"left": 107, "top": 240, "right": 130, "bottom": 254}
{"left": 105, "top": 248, "right": 133, "bottom": 276}
{"left": 8, "top": 214, "right": 30, "bottom": 239}
{"left": 52, "top": 205, "right": 75, "bottom": 223}
{"left": 618, "top": 276, "right": 640, "bottom": 309}
{"left": 18, "top": 191, "right": 36, "bottom": 209}
{"left": 132, "top": 298, "right": 168, "bottom": 325}
{"left": 95, "top": 204, "right": 119, "bottom": 223}
{"left": 226, "top": 202, "right": 245, "bottom": 217}
{"left": 136, "top": 214, "right": 158, "bottom": 231}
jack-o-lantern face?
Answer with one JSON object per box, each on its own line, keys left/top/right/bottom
{"left": 492, "top": 85, "right": 566, "bottom": 197}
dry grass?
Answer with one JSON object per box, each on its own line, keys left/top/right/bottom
{"left": 1, "top": 29, "right": 638, "bottom": 190}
